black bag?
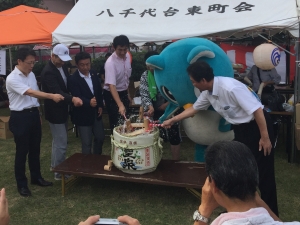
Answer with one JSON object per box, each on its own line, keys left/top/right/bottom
{"left": 262, "top": 85, "right": 275, "bottom": 93}
{"left": 267, "top": 90, "right": 285, "bottom": 111}
{"left": 257, "top": 67, "right": 275, "bottom": 93}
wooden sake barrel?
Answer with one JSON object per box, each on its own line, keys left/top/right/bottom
{"left": 111, "top": 126, "right": 163, "bottom": 174}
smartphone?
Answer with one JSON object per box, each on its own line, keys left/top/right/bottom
{"left": 94, "top": 218, "right": 127, "bottom": 225}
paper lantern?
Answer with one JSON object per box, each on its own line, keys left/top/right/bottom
{"left": 253, "top": 43, "right": 280, "bottom": 70}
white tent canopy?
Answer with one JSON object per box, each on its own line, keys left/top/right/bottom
{"left": 52, "top": 0, "right": 300, "bottom": 47}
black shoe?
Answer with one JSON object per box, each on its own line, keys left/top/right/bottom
{"left": 18, "top": 187, "right": 32, "bottom": 197}
{"left": 31, "top": 178, "right": 53, "bottom": 187}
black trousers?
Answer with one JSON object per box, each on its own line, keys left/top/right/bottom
{"left": 103, "top": 90, "right": 130, "bottom": 134}
{"left": 9, "top": 110, "right": 42, "bottom": 188}
{"left": 232, "top": 110, "right": 278, "bottom": 216}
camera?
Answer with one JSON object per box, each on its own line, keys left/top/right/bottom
{"left": 94, "top": 218, "right": 127, "bottom": 225}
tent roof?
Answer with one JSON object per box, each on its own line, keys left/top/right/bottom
{"left": 53, "top": 0, "right": 300, "bottom": 47}
{"left": 0, "top": 5, "right": 65, "bottom": 46}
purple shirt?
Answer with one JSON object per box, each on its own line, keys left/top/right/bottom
{"left": 104, "top": 52, "right": 132, "bottom": 92}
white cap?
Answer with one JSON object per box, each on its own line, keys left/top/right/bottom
{"left": 53, "top": 44, "right": 72, "bottom": 61}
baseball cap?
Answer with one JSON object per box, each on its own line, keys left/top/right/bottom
{"left": 53, "top": 44, "right": 72, "bottom": 61}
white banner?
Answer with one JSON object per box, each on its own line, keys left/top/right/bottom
{"left": 53, "top": 0, "right": 299, "bottom": 46}
{"left": 0, "top": 50, "right": 6, "bottom": 75}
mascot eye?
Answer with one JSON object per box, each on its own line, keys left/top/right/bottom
{"left": 194, "top": 87, "right": 201, "bottom": 97}
{"left": 162, "top": 86, "right": 178, "bottom": 104}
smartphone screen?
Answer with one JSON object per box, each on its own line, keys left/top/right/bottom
{"left": 95, "top": 218, "right": 120, "bottom": 225}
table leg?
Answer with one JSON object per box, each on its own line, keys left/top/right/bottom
{"left": 62, "top": 174, "right": 65, "bottom": 197}
{"left": 286, "top": 116, "right": 292, "bottom": 163}
{"left": 186, "top": 188, "right": 201, "bottom": 199}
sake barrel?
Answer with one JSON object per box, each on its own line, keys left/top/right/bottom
{"left": 111, "top": 126, "right": 163, "bottom": 174}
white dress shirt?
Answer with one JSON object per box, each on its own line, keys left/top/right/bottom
{"left": 57, "top": 67, "right": 67, "bottom": 86}
{"left": 193, "top": 77, "right": 263, "bottom": 125}
{"left": 79, "top": 70, "right": 94, "bottom": 94}
{"left": 6, "top": 66, "right": 40, "bottom": 111}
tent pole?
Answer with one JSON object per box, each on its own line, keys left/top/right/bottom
{"left": 9, "top": 47, "right": 12, "bottom": 72}
{"left": 286, "top": 36, "right": 291, "bottom": 84}
{"left": 292, "top": 25, "right": 300, "bottom": 163}
{"left": 258, "top": 34, "right": 295, "bottom": 55}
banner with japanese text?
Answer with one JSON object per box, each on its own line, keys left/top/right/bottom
{"left": 53, "top": 0, "right": 299, "bottom": 46}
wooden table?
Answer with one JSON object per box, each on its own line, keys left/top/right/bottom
{"left": 274, "top": 85, "right": 294, "bottom": 95}
{"left": 53, "top": 153, "right": 206, "bottom": 197}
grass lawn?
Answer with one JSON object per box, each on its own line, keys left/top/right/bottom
{"left": 0, "top": 107, "right": 300, "bottom": 225}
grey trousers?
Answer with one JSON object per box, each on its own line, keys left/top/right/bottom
{"left": 77, "top": 117, "right": 105, "bottom": 154}
{"left": 49, "top": 122, "right": 68, "bottom": 170}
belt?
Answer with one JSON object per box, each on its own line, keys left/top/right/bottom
{"left": 11, "top": 107, "right": 38, "bottom": 113}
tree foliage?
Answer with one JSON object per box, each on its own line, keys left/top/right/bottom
{"left": 0, "top": 0, "right": 44, "bottom": 12}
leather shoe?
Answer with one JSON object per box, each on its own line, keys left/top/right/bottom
{"left": 31, "top": 178, "right": 53, "bottom": 187}
{"left": 18, "top": 187, "right": 32, "bottom": 197}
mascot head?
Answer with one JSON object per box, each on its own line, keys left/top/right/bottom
{"left": 146, "top": 37, "right": 234, "bottom": 120}
{"left": 253, "top": 43, "right": 280, "bottom": 70}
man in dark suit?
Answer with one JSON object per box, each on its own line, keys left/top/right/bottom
{"left": 41, "top": 44, "right": 82, "bottom": 180}
{"left": 68, "top": 52, "right": 105, "bottom": 154}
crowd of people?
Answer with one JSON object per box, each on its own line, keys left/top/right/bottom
{"left": 3, "top": 34, "right": 182, "bottom": 199}
{"left": 4, "top": 35, "right": 137, "bottom": 197}
{"left": 1, "top": 34, "right": 299, "bottom": 224}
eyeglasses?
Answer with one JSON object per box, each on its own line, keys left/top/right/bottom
{"left": 23, "top": 61, "right": 36, "bottom": 65}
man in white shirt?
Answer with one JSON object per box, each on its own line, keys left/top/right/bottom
{"left": 163, "top": 61, "right": 278, "bottom": 216}
{"left": 6, "top": 48, "right": 64, "bottom": 197}
{"left": 41, "top": 44, "right": 82, "bottom": 180}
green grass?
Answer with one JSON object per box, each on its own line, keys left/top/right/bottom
{"left": 0, "top": 107, "right": 300, "bottom": 225}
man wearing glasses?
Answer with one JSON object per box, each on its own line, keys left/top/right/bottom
{"left": 41, "top": 44, "right": 82, "bottom": 181}
{"left": 6, "top": 48, "right": 64, "bottom": 197}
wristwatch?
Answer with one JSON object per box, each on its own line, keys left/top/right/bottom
{"left": 193, "top": 210, "right": 209, "bottom": 223}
